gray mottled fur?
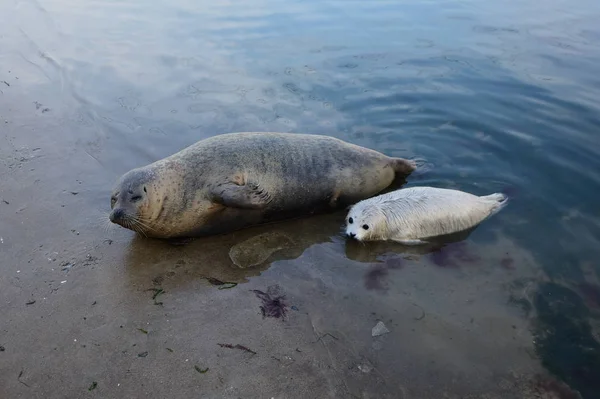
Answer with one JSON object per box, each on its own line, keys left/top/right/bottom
{"left": 110, "top": 132, "right": 416, "bottom": 239}
{"left": 344, "top": 186, "right": 508, "bottom": 243}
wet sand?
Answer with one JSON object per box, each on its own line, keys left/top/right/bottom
{"left": 0, "top": 97, "right": 569, "bottom": 397}
{"left": 2, "top": 0, "right": 599, "bottom": 397}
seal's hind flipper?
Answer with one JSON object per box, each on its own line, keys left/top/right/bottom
{"left": 391, "top": 157, "right": 417, "bottom": 175}
{"left": 212, "top": 181, "right": 272, "bottom": 210}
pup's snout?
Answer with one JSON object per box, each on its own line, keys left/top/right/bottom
{"left": 346, "top": 232, "right": 356, "bottom": 239}
{"left": 109, "top": 208, "right": 125, "bottom": 223}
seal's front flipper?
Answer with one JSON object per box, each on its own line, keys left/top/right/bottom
{"left": 395, "top": 238, "right": 427, "bottom": 245}
{"left": 212, "top": 181, "right": 271, "bottom": 210}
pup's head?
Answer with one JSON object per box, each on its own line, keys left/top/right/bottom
{"left": 344, "top": 200, "right": 386, "bottom": 241}
{"left": 109, "top": 168, "right": 158, "bottom": 233}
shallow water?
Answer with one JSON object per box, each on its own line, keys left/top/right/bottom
{"left": 1, "top": 0, "right": 600, "bottom": 397}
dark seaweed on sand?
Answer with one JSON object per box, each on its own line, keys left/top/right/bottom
{"left": 146, "top": 287, "right": 165, "bottom": 305}
{"left": 252, "top": 287, "right": 288, "bottom": 319}
{"left": 194, "top": 365, "right": 209, "bottom": 374}
{"left": 217, "top": 343, "right": 257, "bottom": 355}
{"left": 151, "top": 288, "right": 164, "bottom": 300}
{"left": 204, "top": 277, "right": 237, "bottom": 290}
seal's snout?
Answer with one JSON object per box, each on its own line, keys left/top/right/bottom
{"left": 346, "top": 232, "right": 356, "bottom": 239}
{"left": 109, "top": 208, "right": 125, "bottom": 223}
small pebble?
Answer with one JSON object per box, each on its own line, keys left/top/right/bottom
{"left": 372, "top": 321, "right": 390, "bottom": 337}
{"left": 358, "top": 363, "right": 373, "bottom": 373}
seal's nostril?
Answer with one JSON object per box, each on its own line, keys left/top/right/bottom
{"left": 346, "top": 232, "right": 356, "bottom": 238}
{"left": 110, "top": 208, "right": 124, "bottom": 222}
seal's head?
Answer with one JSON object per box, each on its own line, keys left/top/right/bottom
{"left": 344, "top": 199, "right": 389, "bottom": 242}
{"left": 109, "top": 168, "right": 157, "bottom": 233}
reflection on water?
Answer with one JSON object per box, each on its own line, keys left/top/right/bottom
{"left": 1, "top": 0, "right": 600, "bottom": 396}
{"left": 121, "top": 211, "right": 345, "bottom": 289}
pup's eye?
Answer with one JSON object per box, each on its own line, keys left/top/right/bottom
{"left": 143, "top": 187, "right": 147, "bottom": 193}
{"left": 362, "top": 224, "right": 369, "bottom": 230}
{"left": 131, "top": 195, "right": 142, "bottom": 202}
{"left": 348, "top": 217, "right": 353, "bottom": 224}
{"left": 110, "top": 197, "right": 116, "bottom": 207}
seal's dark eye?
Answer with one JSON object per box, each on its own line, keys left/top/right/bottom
{"left": 131, "top": 195, "right": 142, "bottom": 202}
{"left": 348, "top": 217, "right": 353, "bottom": 224}
{"left": 362, "top": 224, "right": 369, "bottom": 230}
{"left": 110, "top": 197, "right": 116, "bottom": 206}
{"left": 143, "top": 187, "right": 147, "bottom": 193}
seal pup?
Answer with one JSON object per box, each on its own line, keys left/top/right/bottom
{"left": 109, "top": 132, "right": 416, "bottom": 239}
{"left": 344, "top": 186, "right": 507, "bottom": 244}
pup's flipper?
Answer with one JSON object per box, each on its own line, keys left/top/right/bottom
{"left": 395, "top": 239, "right": 427, "bottom": 245}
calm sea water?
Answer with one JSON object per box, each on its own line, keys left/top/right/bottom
{"left": 2, "top": 0, "right": 600, "bottom": 396}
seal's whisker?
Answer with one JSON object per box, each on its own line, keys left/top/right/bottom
{"left": 91, "top": 211, "right": 112, "bottom": 227}
{"left": 128, "top": 216, "right": 147, "bottom": 228}
{"left": 95, "top": 215, "right": 122, "bottom": 236}
{"left": 100, "top": 217, "right": 117, "bottom": 234}
{"left": 131, "top": 215, "right": 151, "bottom": 226}
{"left": 130, "top": 216, "right": 152, "bottom": 231}
{"left": 129, "top": 218, "right": 148, "bottom": 237}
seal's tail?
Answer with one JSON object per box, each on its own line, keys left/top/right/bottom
{"left": 391, "top": 157, "right": 418, "bottom": 175}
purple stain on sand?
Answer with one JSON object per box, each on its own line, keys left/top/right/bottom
{"left": 252, "top": 285, "right": 288, "bottom": 319}
{"left": 577, "top": 282, "right": 600, "bottom": 309}
{"left": 455, "top": 246, "right": 480, "bottom": 263}
{"left": 364, "top": 256, "right": 404, "bottom": 291}
{"left": 533, "top": 374, "right": 581, "bottom": 399}
{"left": 384, "top": 256, "right": 404, "bottom": 270}
{"left": 429, "top": 242, "right": 479, "bottom": 268}
{"left": 364, "top": 265, "right": 389, "bottom": 291}
{"left": 500, "top": 257, "right": 515, "bottom": 270}
{"left": 430, "top": 246, "right": 459, "bottom": 268}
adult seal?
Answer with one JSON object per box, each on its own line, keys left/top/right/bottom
{"left": 109, "top": 132, "right": 417, "bottom": 239}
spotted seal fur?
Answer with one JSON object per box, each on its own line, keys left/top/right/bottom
{"left": 109, "top": 132, "right": 417, "bottom": 239}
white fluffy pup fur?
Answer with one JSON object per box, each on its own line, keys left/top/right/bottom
{"left": 344, "top": 186, "right": 508, "bottom": 244}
